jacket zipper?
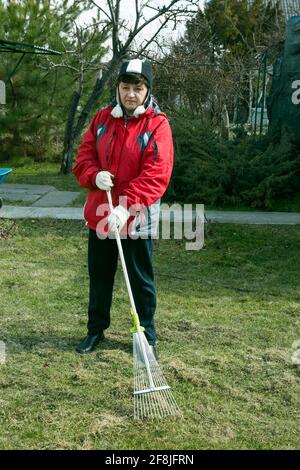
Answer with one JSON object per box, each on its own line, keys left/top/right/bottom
{"left": 105, "top": 131, "right": 116, "bottom": 168}
{"left": 106, "top": 116, "right": 128, "bottom": 169}
{"left": 113, "top": 117, "right": 129, "bottom": 183}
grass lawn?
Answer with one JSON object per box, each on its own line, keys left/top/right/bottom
{"left": 0, "top": 219, "right": 300, "bottom": 450}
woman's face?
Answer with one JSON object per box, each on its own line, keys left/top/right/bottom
{"left": 118, "top": 81, "right": 148, "bottom": 115}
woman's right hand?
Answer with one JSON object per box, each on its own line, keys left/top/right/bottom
{"left": 95, "top": 171, "right": 114, "bottom": 191}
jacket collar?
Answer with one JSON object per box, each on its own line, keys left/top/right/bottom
{"left": 111, "top": 90, "right": 158, "bottom": 119}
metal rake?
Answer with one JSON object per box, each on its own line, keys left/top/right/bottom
{"left": 107, "top": 190, "right": 181, "bottom": 419}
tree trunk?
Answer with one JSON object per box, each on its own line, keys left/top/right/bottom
{"left": 60, "top": 91, "right": 81, "bottom": 175}
{"left": 220, "top": 104, "right": 230, "bottom": 139}
{"left": 60, "top": 55, "right": 122, "bottom": 175}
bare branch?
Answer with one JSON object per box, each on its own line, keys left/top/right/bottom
{"left": 133, "top": 0, "right": 181, "bottom": 36}
{"left": 37, "top": 61, "right": 80, "bottom": 73}
{"left": 106, "top": 0, "right": 122, "bottom": 55}
{"left": 89, "top": 0, "right": 111, "bottom": 21}
{"left": 138, "top": 16, "right": 170, "bottom": 57}
{"left": 106, "top": 0, "right": 116, "bottom": 24}
{"left": 133, "top": 0, "right": 141, "bottom": 32}
{"left": 122, "top": 0, "right": 197, "bottom": 53}
{"left": 76, "top": 19, "right": 109, "bottom": 31}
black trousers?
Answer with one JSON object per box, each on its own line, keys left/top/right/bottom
{"left": 87, "top": 229, "right": 157, "bottom": 345}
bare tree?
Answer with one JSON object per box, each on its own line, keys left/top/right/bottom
{"left": 60, "top": 0, "right": 198, "bottom": 174}
{"left": 56, "top": 21, "right": 110, "bottom": 175}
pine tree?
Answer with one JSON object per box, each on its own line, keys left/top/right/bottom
{"left": 0, "top": 0, "right": 108, "bottom": 163}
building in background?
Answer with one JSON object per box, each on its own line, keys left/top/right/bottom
{"left": 247, "top": 0, "right": 300, "bottom": 21}
{"left": 279, "top": 0, "right": 300, "bottom": 20}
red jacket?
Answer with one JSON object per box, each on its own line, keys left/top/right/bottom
{"left": 73, "top": 101, "right": 174, "bottom": 236}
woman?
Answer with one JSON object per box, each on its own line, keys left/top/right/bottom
{"left": 73, "top": 59, "right": 174, "bottom": 355}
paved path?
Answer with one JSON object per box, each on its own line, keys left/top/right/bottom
{"left": 0, "top": 183, "right": 79, "bottom": 207}
{"left": 0, "top": 205, "right": 84, "bottom": 220}
{"left": 1, "top": 205, "right": 300, "bottom": 225}
{"left": 0, "top": 183, "right": 300, "bottom": 224}
{"left": 204, "top": 210, "right": 300, "bottom": 225}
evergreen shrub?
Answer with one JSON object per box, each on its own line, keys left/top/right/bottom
{"left": 166, "top": 115, "right": 300, "bottom": 209}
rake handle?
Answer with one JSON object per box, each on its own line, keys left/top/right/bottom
{"left": 106, "top": 191, "right": 155, "bottom": 389}
{"left": 106, "top": 191, "right": 137, "bottom": 316}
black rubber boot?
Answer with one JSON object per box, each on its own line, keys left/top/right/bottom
{"left": 75, "top": 332, "right": 104, "bottom": 354}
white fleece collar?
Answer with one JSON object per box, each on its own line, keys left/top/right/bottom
{"left": 111, "top": 88, "right": 152, "bottom": 118}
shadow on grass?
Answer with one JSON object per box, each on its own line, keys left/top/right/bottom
{"left": 3, "top": 334, "right": 132, "bottom": 355}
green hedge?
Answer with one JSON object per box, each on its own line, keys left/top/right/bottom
{"left": 166, "top": 115, "right": 300, "bottom": 209}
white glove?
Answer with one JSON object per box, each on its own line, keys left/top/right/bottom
{"left": 95, "top": 171, "right": 114, "bottom": 191}
{"left": 108, "top": 205, "right": 130, "bottom": 233}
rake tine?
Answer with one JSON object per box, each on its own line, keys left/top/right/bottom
{"left": 132, "top": 331, "right": 181, "bottom": 419}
